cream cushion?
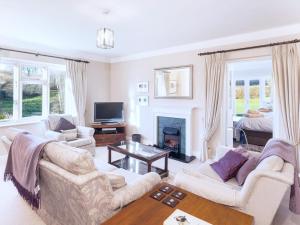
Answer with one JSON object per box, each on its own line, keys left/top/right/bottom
{"left": 6, "top": 128, "right": 28, "bottom": 141}
{"left": 61, "top": 128, "right": 78, "bottom": 141}
{"left": 44, "top": 142, "right": 96, "bottom": 175}
{"left": 67, "top": 138, "right": 92, "bottom": 148}
{"left": 256, "top": 155, "right": 284, "bottom": 171}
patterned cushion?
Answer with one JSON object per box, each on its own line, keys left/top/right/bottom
{"left": 44, "top": 142, "right": 96, "bottom": 175}
{"left": 106, "top": 173, "right": 127, "bottom": 189}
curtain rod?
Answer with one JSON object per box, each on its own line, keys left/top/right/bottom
{"left": 0, "top": 47, "right": 90, "bottom": 63}
{"left": 198, "top": 39, "right": 300, "bottom": 56}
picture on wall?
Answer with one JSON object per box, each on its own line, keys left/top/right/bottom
{"left": 137, "top": 81, "right": 149, "bottom": 93}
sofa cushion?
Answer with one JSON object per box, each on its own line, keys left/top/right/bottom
{"left": 236, "top": 156, "right": 258, "bottom": 185}
{"left": 48, "top": 114, "right": 74, "bottom": 130}
{"left": 256, "top": 155, "right": 284, "bottom": 171}
{"left": 210, "top": 150, "right": 248, "bottom": 182}
{"left": 44, "top": 142, "right": 96, "bottom": 175}
{"left": 54, "top": 117, "right": 76, "bottom": 132}
{"left": 93, "top": 158, "right": 118, "bottom": 172}
{"left": 67, "top": 138, "right": 92, "bottom": 147}
{"left": 112, "top": 168, "right": 142, "bottom": 185}
{"left": 61, "top": 128, "right": 78, "bottom": 141}
{"left": 106, "top": 173, "right": 127, "bottom": 189}
{"left": 183, "top": 161, "right": 241, "bottom": 190}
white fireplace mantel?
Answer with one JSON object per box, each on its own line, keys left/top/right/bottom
{"left": 153, "top": 106, "right": 196, "bottom": 156}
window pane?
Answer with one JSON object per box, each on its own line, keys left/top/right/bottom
{"left": 22, "top": 84, "right": 42, "bottom": 117}
{"left": 265, "top": 79, "right": 272, "bottom": 104}
{"left": 0, "top": 64, "right": 14, "bottom": 121}
{"left": 49, "top": 68, "right": 65, "bottom": 114}
{"left": 21, "top": 65, "right": 43, "bottom": 80}
{"left": 249, "top": 80, "right": 260, "bottom": 110}
{"left": 235, "top": 80, "right": 245, "bottom": 115}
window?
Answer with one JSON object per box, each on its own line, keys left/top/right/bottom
{"left": 235, "top": 80, "right": 245, "bottom": 115}
{"left": 230, "top": 59, "right": 273, "bottom": 116}
{"left": 49, "top": 68, "right": 65, "bottom": 114}
{"left": 0, "top": 63, "right": 14, "bottom": 121}
{"left": 21, "top": 65, "right": 44, "bottom": 118}
{"left": 0, "top": 60, "right": 66, "bottom": 122}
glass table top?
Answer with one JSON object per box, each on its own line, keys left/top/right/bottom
{"left": 112, "top": 141, "right": 168, "bottom": 159}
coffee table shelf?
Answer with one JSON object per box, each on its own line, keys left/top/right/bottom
{"left": 111, "top": 157, "right": 169, "bottom": 178}
{"left": 107, "top": 141, "right": 170, "bottom": 178}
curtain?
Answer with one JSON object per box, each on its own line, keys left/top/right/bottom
{"left": 272, "top": 43, "right": 300, "bottom": 214}
{"left": 272, "top": 43, "right": 300, "bottom": 165}
{"left": 202, "top": 53, "right": 225, "bottom": 161}
{"left": 66, "top": 61, "right": 88, "bottom": 126}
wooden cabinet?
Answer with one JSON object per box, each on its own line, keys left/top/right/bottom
{"left": 91, "top": 123, "right": 126, "bottom": 147}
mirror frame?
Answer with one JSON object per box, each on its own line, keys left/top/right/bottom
{"left": 154, "top": 65, "right": 193, "bottom": 99}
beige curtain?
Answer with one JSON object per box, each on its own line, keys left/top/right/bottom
{"left": 272, "top": 43, "right": 300, "bottom": 163}
{"left": 202, "top": 53, "right": 225, "bottom": 161}
{"left": 66, "top": 61, "right": 88, "bottom": 126}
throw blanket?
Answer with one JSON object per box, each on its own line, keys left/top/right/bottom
{"left": 4, "top": 132, "right": 50, "bottom": 209}
{"left": 258, "top": 139, "right": 300, "bottom": 214}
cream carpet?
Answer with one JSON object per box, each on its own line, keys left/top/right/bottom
{"left": 0, "top": 147, "right": 299, "bottom": 225}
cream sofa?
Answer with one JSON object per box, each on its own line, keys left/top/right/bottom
{"left": 1, "top": 130, "right": 161, "bottom": 225}
{"left": 174, "top": 145, "right": 294, "bottom": 225}
{"left": 43, "top": 114, "right": 96, "bottom": 156}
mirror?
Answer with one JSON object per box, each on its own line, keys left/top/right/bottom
{"left": 154, "top": 65, "right": 193, "bottom": 99}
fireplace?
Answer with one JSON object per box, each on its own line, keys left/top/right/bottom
{"left": 157, "top": 116, "right": 195, "bottom": 163}
{"left": 163, "top": 127, "right": 181, "bottom": 153}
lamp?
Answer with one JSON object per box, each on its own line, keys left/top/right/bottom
{"left": 97, "top": 28, "right": 114, "bottom": 49}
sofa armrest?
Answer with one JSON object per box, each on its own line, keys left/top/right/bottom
{"left": 0, "top": 136, "right": 12, "bottom": 153}
{"left": 45, "top": 130, "right": 66, "bottom": 141}
{"left": 77, "top": 126, "right": 95, "bottom": 138}
{"left": 111, "top": 172, "right": 161, "bottom": 209}
{"left": 215, "top": 145, "right": 232, "bottom": 160}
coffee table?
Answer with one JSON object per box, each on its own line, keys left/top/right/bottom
{"left": 102, "top": 182, "right": 254, "bottom": 225}
{"left": 107, "top": 141, "right": 170, "bottom": 178}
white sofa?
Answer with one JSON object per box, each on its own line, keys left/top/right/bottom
{"left": 174, "top": 145, "right": 294, "bottom": 225}
{"left": 1, "top": 130, "right": 161, "bottom": 225}
{"left": 43, "top": 114, "right": 96, "bottom": 156}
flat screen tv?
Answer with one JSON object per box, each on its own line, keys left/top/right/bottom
{"left": 94, "top": 102, "right": 124, "bottom": 123}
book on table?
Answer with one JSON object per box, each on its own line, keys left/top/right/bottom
{"left": 163, "top": 209, "right": 212, "bottom": 225}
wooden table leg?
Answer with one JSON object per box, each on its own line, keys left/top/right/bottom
{"left": 165, "top": 154, "right": 169, "bottom": 175}
{"left": 147, "top": 162, "right": 152, "bottom": 173}
{"left": 108, "top": 147, "right": 112, "bottom": 164}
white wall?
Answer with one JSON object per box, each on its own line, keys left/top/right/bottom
{"left": 110, "top": 34, "right": 300, "bottom": 158}
{"left": 85, "top": 61, "right": 111, "bottom": 125}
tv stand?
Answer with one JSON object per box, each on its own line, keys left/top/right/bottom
{"left": 91, "top": 123, "right": 126, "bottom": 147}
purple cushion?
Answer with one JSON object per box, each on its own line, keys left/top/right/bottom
{"left": 54, "top": 118, "right": 76, "bottom": 132}
{"left": 236, "top": 156, "right": 258, "bottom": 185}
{"left": 210, "top": 150, "right": 248, "bottom": 182}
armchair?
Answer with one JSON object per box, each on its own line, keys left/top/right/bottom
{"left": 43, "top": 114, "right": 96, "bottom": 156}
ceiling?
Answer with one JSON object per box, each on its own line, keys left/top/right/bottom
{"left": 1, "top": 0, "right": 300, "bottom": 61}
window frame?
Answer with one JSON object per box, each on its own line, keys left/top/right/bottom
{"left": 232, "top": 76, "right": 272, "bottom": 115}
{"left": 0, "top": 58, "right": 66, "bottom": 123}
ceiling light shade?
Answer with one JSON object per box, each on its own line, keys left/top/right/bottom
{"left": 97, "top": 28, "right": 114, "bottom": 49}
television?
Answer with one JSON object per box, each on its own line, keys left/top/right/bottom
{"left": 94, "top": 102, "right": 124, "bottom": 123}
